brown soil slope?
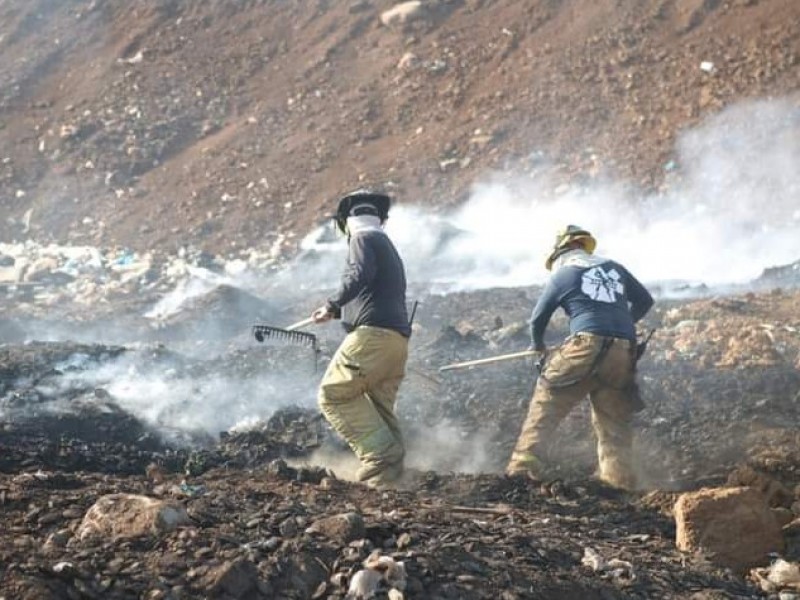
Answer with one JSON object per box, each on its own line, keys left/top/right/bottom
{"left": 0, "top": 0, "right": 798, "bottom": 254}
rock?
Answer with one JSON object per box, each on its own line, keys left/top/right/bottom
{"left": 727, "top": 465, "right": 795, "bottom": 507}
{"left": 77, "top": 494, "right": 191, "bottom": 541}
{"left": 278, "top": 517, "right": 299, "bottom": 538}
{"left": 773, "top": 507, "right": 796, "bottom": 528}
{"left": 397, "top": 52, "right": 420, "bottom": 70}
{"left": 200, "top": 558, "right": 261, "bottom": 599}
{"left": 43, "top": 529, "right": 71, "bottom": 551}
{"left": 674, "top": 486, "right": 784, "bottom": 572}
{"left": 306, "top": 512, "right": 365, "bottom": 543}
{"left": 22, "top": 256, "right": 60, "bottom": 282}
{"left": 380, "top": 1, "right": 424, "bottom": 28}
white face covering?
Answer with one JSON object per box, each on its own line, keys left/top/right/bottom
{"left": 552, "top": 248, "right": 606, "bottom": 271}
{"left": 346, "top": 214, "right": 383, "bottom": 235}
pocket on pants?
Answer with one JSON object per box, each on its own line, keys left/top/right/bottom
{"left": 542, "top": 335, "right": 600, "bottom": 388}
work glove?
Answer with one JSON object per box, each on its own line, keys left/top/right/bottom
{"left": 527, "top": 345, "right": 548, "bottom": 374}
{"left": 311, "top": 305, "right": 335, "bottom": 323}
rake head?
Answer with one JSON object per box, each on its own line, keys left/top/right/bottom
{"left": 252, "top": 324, "right": 318, "bottom": 349}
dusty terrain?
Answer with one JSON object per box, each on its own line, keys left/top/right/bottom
{"left": 1, "top": 273, "right": 800, "bottom": 599}
{"left": 2, "top": 1, "right": 800, "bottom": 599}
{"left": 0, "top": 0, "right": 798, "bottom": 254}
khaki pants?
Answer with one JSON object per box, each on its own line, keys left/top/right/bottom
{"left": 318, "top": 326, "right": 408, "bottom": 486}
{"left": 507, "top": 333, "right": 638, "bottom": 490}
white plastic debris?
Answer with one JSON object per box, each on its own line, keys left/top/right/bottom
{"left": 118, "top": 50, "right": 144, "bottom": 65}
{"left": 52, "top": 561, "right": 74, "bottom": 573}
{"left": 699, "top": 61, "right": 715, "bottom": 73}
{"left": 346, "top": 569, "right": 383, "bottom": 599}
{"left": 581, "top": 547, "right": 635, "bottom": 581}
{"left": 346, "top": 551, "right": 407, "bottom": 599}
{"left": 582, "top": 547, "right": 605, "bottom": 570}
{"left": 752, "top": 559, "right": 800, "bottom": 593}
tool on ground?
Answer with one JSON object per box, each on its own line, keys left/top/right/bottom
{"left": 409, "top": 300, "right": 419, "bottom": 328}
{"left": 252, "top": 317, "right": 318, "bottom": 349}
{"left": 439, "top": 349, "right": 539, "bottom": 372}
{"left": 635, "top": 328, "right": 656, "bottom": 361}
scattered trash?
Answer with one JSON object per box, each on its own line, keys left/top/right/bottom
{"left": 346, "top": 551, "right": 407, "bottom": 599}
{"left": 118, "top": 50, "right": 145, "bottom": 65}
{"left": 179, "top": 482, "right": 207, "bottom": 497}
{"left": 700, "top": 61, "right": 715, "bottom": 73}
{"left": 581, "top": 547, "right": 636, "bottom": 581}
{"left": 751, "top": 559, "right": 800, "bottom": 593}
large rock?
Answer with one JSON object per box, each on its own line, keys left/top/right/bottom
{"left": 380, "top": 1, "right": 424, "bottom": 27}
{"left": 674, "top": 486, "right": 784, "bottom": 572}
{"left": 305, "top": 512, "right": 365, "bottom": 543}
{"left": 200, "top": 558, "right": 265, "bottom": 599}
{"left": 77, "top": 494, "right": 191, "bottom": 541}
{"left": 727, "top": 465, "right": 794, "bottom": 507}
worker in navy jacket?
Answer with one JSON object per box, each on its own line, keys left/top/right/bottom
{"left": 311, "top": 190, "right": 410, "bottom": 488}
{"left": 507, "top": 225, "right": 653, "bottom": 490}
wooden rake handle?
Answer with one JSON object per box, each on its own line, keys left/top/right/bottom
{"left": 439, "top": 350, "right": 538, "bottom": 372}
{"left": 286, "top": 317, "right": 316, "bottom": 331}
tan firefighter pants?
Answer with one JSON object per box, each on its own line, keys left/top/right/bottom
{"left": 318, "top": 326, "right": 409, "bottom": 486}
{"left": 507, "top": 332, "right": 638, "bottom": 490}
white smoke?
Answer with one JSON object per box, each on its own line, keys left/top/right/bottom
{"left": 298, "top": 98, "right": 800, "bottom": 291}
{"left": 52, "top": 352, "right": 319, "bottom": 438}
{"left": 6, "top": 97, "right": 800, "bottom": 474}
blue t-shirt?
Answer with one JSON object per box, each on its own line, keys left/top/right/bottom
{"left": 530, "top": 258, "right": 653, "bottom": 349}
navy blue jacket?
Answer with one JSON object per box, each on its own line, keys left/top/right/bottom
{"left": 327, "top": 230, "right": 411, "bottom": 337}
{"left": 531, "top": 257, "right": 653, "bottom": 350}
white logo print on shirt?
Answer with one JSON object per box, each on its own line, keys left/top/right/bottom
{"left": 581, "top": 266, "right": 624, "bottom": 303}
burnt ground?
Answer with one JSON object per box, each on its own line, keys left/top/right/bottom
{"left": 1, "top": 2, "right": 799, "bottom": 595}
{"left": 2, "top": 279, "right": 800, "bottom": 599}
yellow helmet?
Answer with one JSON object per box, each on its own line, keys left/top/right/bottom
{"left": 545, "top": 225, "right": 597, "bottom": 270}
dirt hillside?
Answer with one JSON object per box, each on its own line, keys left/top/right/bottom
{"left": 0, "top": 0, "right": 798, "bottom": 255}
{"left": 2, "top": 2, "right": 800, "bottom": 598}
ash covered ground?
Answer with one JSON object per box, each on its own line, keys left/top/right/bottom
{"left": 1, "top": 249, "right": 800, "bottom": 599}
{"left": 1, "top": 1, "right": 800, "bottom": 598}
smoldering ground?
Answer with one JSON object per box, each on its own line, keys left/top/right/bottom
{"left": 3, "top": 98, "right": 800, "bottom": 483}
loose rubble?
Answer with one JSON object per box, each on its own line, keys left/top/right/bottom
{"left": 2, "top": 280, "right": 800, "bottom": 597}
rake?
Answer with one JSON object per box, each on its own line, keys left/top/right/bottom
{"left": 252, "top": 317, "right": 318, "bottom": 350}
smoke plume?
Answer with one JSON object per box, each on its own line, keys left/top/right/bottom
{"left": 299, "top": 98, "right": 800, "bottom": 292}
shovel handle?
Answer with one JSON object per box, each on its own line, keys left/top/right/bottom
{"left": 439, "top": 350, "right": 538, "bottom": 372}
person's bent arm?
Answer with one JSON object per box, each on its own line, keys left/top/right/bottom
{"left": 625, "top": 269, "right": 654, "bottom": 322}
{"left": 530, "top": 278, "right": 560, "bottom": 351}
{"left": 325, "top": 235, "right": 377, "bottom": 316}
